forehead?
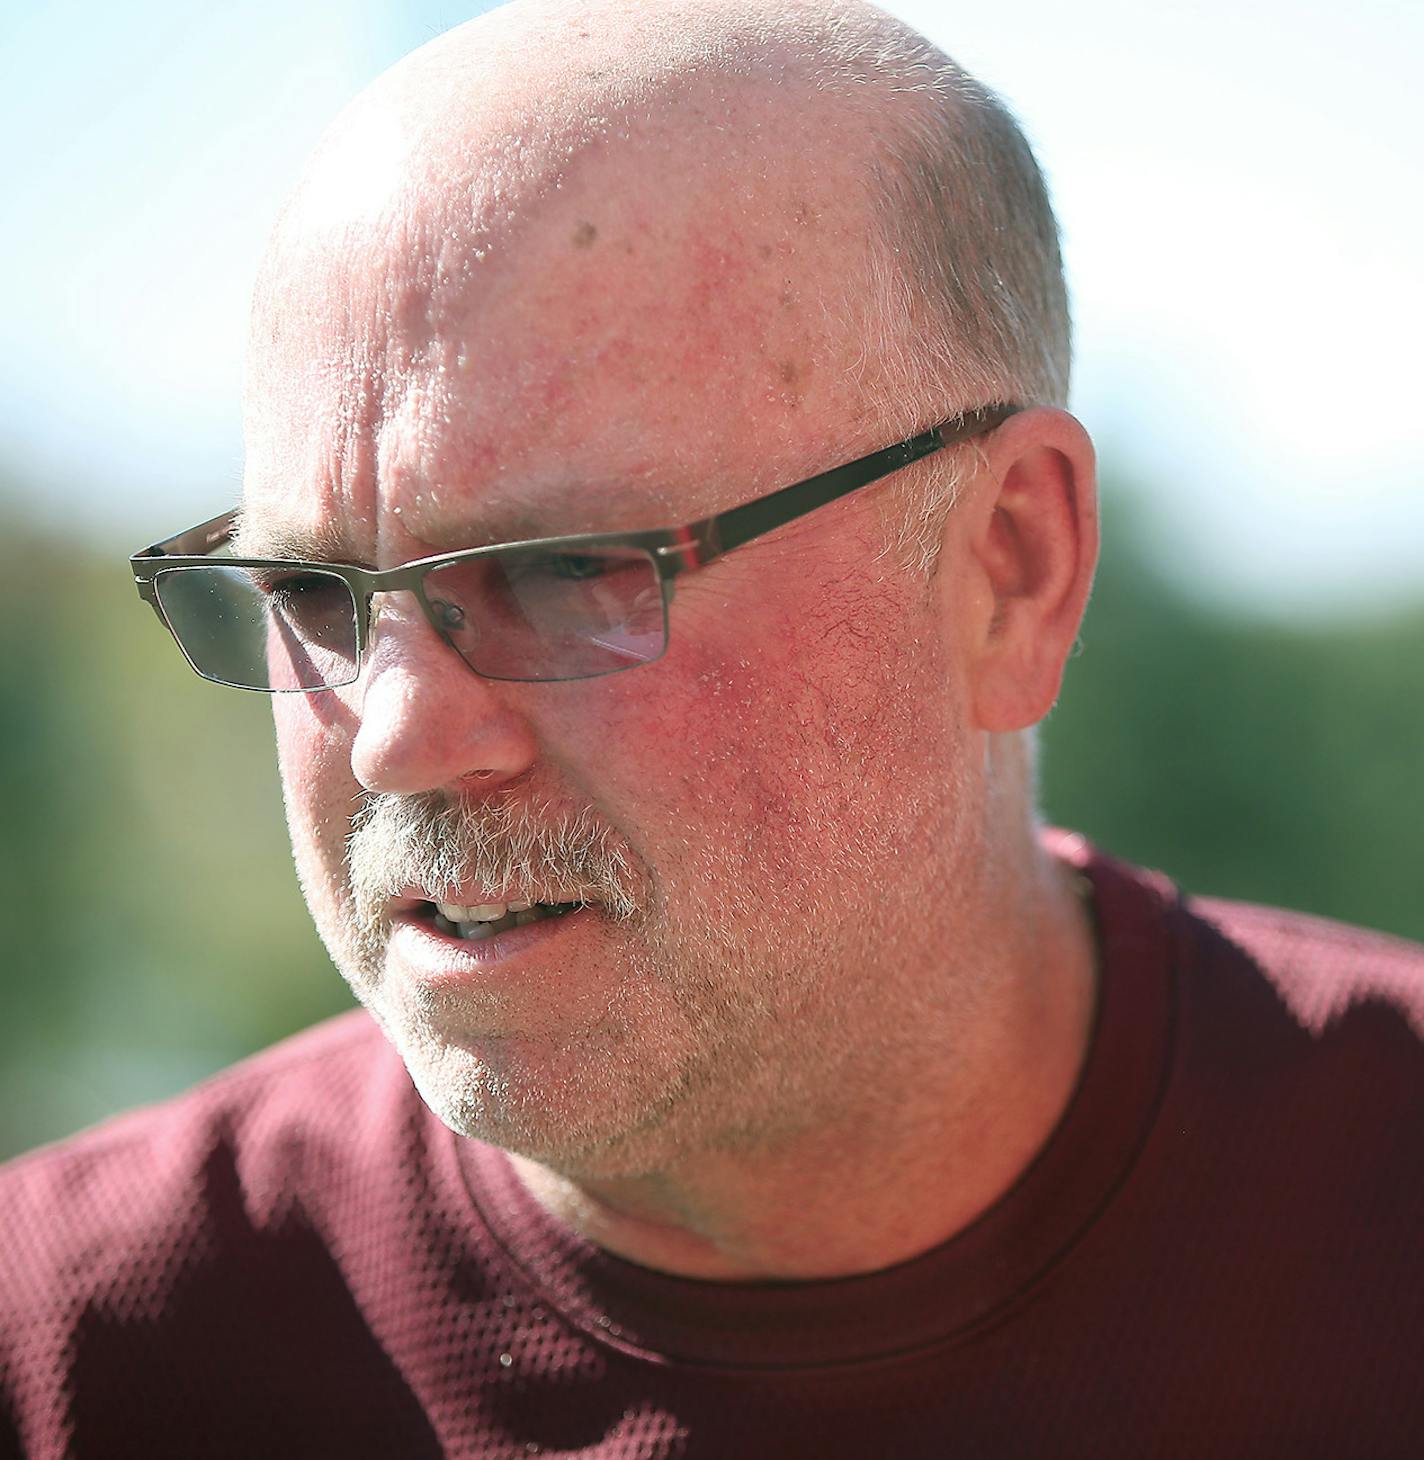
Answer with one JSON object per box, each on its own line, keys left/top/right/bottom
{"left": 241, "top": 87, "right": 890, "bottom": 561}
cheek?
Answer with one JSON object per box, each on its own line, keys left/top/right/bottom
{"left": 558, "top": 573, "right": 956, "bottom": 893}
{"left": 272, "top": 693, "right": 359, "bottom": 892}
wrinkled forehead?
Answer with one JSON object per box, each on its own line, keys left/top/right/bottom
{"left": 241, "top": 75, "right": 891, "bottom": 562}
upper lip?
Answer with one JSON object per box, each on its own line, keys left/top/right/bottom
{"left": 390, "top": 885, "right": 589, "bottom": 914}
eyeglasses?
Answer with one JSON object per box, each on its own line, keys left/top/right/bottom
{"left": 129, "top": 403, "right": 1016, "bottom": 691}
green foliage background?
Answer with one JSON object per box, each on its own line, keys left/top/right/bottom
{"left": 1, "top": 474, "right": 1420, "bottom": 1160}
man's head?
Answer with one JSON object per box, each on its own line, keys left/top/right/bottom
{"left": 240, "top": 0, "right": 1096, "bottom": 1180}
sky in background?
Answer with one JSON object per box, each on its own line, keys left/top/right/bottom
{"left": 2, "top": 0, "right": 1420, "bottom": 616}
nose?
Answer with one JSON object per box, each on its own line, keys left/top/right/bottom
{"left": 349, "top": 595, "right": 539, "bottom": 796}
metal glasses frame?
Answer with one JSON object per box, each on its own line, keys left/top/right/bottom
{"left": 129, "top": 402, "right": 1018, "bottom": 688}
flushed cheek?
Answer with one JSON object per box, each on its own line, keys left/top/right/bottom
{"left": 551, "top": 625, "right": 886, "bottom": 896}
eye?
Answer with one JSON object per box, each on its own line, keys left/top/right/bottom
{"left": 256, "top": 572, "right": 354, "bottom": 634}
{"left": 264, "top": 572, "right": 344, "bottom": 604}
{"left": 538, "top": 553, "right": 615, "bottom": 582}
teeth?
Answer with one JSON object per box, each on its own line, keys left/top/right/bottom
{"left": 436, "top": 901, "right": 507, "bottom": 923}
{"left": 430, "top": 897, "right": 587, "bottom": 942}
{"left": 431, "top": 895, "right": 586, "bottom": 943}
{"left": 460, "top": 921, "right": 498, "bottom": 942}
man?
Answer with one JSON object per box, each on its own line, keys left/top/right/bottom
{"left": 3, "top": 1, "right": 1421, "bottom": 1455}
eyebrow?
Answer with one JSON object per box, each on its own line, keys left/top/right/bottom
{"left": 228, "top": 482, "right": 665, "bottom": 565}
{"left": 231, "top": 514, "right": 559, "bottom": 565}
{"left": 229, "top": 514, "right": 371, "bottom": 566}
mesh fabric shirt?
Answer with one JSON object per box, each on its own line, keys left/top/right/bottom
{"left": 2, "top": 835, "right": 1422, "bottom": 1458}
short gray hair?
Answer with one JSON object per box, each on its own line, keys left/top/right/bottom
{"left": 804, "top": 13, "right": 1071, "bottom": 567}
{"left": 870, "top": 65, "right": 1070, "bottom": 414}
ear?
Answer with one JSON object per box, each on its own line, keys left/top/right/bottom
{"left": 939, "top": 407, "right": 1098, "bottom": 733}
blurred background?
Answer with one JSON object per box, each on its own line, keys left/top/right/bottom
{"left": 2, "top": 0, "right": 1420, "bottom": 1161}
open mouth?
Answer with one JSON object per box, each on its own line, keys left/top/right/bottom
{"left": 426, "top": 898, "right": 585, "bottom": 943}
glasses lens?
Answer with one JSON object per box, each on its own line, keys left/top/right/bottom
{"left": 154, "top": 566, "right": 359, "bottom": 690}
{"left": 422, "top": 545, "right": 667, "bottom": 681}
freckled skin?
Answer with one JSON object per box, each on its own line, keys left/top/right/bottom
{"left": 244, "top": 1, "right": 1099, "bottom": 1279}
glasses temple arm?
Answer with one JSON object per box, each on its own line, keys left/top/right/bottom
{"left": 701, "top": 404, "right": 1016, "bottom": 561}
{"left": 132, "top": 508, "right": 240, "bottom": 563}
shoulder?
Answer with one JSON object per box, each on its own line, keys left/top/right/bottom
{"left": 1053, "top": 842, "right": 1424, "bottom": 1438}
{"left": 0, "top": 1013, "right": 460, "bottom": 1455}
{"left": 1059, "top": 820, "right": 1424, "bottom": 1051}
{"left": 1186, "top": 894, "right": 1424, "bottom": 1041}
{"left": 0, "top": 1010, "right": 406, "bottom": 1318}
{"left": 1166, "top": 896, "right": 1424, "bottom": 1165}
{"left": 1061, "top": 828, "right": 1424, "bottom": 1129}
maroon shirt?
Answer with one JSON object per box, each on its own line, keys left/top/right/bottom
{"left": 2, "top": 835, "right": 1422, "bottom": 1458}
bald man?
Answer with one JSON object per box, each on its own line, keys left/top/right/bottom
{"left": 5, "top": 2, "right": 1424, "bottom": 1456}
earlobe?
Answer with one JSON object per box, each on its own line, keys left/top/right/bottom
{"left": 959, "top": 409, "right": 1098, "bottom": 733}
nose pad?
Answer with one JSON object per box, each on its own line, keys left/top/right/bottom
{"left": 420, "top": 589, "right": 473, "bottom": 645}
{"left": 368, "top": 586, "right": 469, "bottom": 654}
{"left": 352, "top": 591, "right": 456, "bottom": 691}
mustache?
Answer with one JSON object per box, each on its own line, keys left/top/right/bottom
{"left": 345, "top": 790, "right": 641, "bottom": 922}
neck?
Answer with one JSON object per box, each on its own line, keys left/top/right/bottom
{"left": 510, "top": 835, "right": 1100, "bottom": 1281}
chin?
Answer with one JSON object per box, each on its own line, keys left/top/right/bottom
{"left": 376, "top": 1004, "right": 702, "bottom": 1177}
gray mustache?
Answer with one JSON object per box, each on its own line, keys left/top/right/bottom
{"left": 345, "top": 790, "right": 640, "bottom": 921}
